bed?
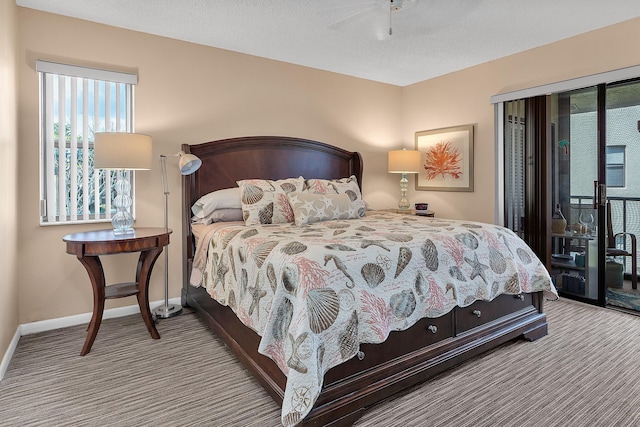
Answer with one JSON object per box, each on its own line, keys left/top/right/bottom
{"left": 180, "top": 135, "right": 558, "bottom": 426}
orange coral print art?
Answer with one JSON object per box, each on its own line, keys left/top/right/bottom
{"left": 415, "top": 125, "right": 473, "bottom": 191}
{"left": 423, "top": 141, "right": 462, "bottom": 180}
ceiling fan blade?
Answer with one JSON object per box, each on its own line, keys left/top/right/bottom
{"left": 328, "top": 4, "right": 383, "bottom": 29}
{"left": 324, "top": 1, "right": 381, "bottom": 12}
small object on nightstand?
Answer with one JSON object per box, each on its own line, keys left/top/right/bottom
{"left": 415, "top": 202, "right": 429, "bottom": 215}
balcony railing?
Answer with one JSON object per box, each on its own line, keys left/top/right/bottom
{"left": 567, "top": 195, "right": 640, "bottom": 275}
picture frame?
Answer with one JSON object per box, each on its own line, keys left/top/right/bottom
{"left": 415, "top": 124, "right": 474, "bottom": 192}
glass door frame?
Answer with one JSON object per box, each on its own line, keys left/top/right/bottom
{"left": 595, "top": 83, "right": 607, "bottom": 307}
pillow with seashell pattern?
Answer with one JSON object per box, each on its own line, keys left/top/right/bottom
{"left": 304, "top": 175, "right": 363, "bottom": 203}
{"left": 287, "top": 191, "right": 366, "bottom": 226}
{"left": 237, "top": 177, "right": 305, "bottom": 225}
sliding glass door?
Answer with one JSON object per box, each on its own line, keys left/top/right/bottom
{"left": 604, "top": 80, "right": 640, "bottom": 311}
{"left": 550, "top": 86, "right": 603, "bottom": 304}
{"left": 502, "top": 78, "right": 640, "bottom": 308}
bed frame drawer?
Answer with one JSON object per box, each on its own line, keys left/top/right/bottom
{"left": 455, "top": 293, "right": 534, "bottom": 334}
{"left": 324, "top": 312, "right": 454, "bottom": 385}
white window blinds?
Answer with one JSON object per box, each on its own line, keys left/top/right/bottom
{"left": 37, "top": 60, "right": 137, "bottom": 225}
{"left": 504, "top": 100, "right": 526, "bottom": 235}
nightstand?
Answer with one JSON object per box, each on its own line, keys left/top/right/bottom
{"left": 63, "top": 227, "right": 171, "bottom": 355}
{"left": 383, "top": 208, "right": 435, "bottom": 217}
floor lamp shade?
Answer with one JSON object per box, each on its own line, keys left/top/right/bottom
{"left": 94, "top": 132, "right": 152, "bottom": 234}
{"left": 388, "top": 149, "right": 421, "bottom": 210}
{"left": 178, "top": 152, "right": 202, "bottom": 175}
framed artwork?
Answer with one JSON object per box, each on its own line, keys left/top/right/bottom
{"left": 415, "top": 124, "right": 474, "bottom": 192}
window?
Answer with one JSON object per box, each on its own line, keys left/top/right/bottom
{"left": 37, "top": 61, "right": 137, "bottom": 225}
{"left": 606, "top": 146, "right": 625, "bottom": 188}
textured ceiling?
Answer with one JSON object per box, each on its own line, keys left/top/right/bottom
{"left": 16, "top": 0, "right": 640, "bottom": 86}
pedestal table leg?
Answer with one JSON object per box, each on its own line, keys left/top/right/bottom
{"left": 76, "top": 255, "right": 106, "bottom": 356}
{"left": 136, "top": 247, "right": 162, "bottom": 339}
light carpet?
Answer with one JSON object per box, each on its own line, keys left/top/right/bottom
{"left": 1, "top": 299, "right": 640, "bottom": 426}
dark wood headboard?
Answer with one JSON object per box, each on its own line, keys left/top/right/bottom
{"left": 181, "top": 136, "right": 363, "bottom": 289}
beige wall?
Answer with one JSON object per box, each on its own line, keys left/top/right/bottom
{"left": 402, "top": 17, "right": 640, "bottom": 223}
{"left": 16, "top": 9, "right": 403, "bottom": 324}
{"left": 13, "top": 8, "right": 640, "bottom": 325}
{"left": 0, "top": 1, "right": 19, "bottom": 363}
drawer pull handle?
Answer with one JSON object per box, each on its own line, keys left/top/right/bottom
{"left": 357, "top": 350, "right": 365, "bottom": 361}
{"left": 515, "top": 294, "right": 525, "bottom": 301}
{"left": 427, "top": 325, "right": 438, "bottom": 334}
{"left": 472, "top": 309, "right": 482, "bottom": 318}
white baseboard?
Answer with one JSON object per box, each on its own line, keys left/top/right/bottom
{"left": 0, "top": 327, "right": 21, "bottom": 381}
{"left": 1, "top": 297, "right": 182, "bottom": 381}
{"left": 20, "top": 297, "right": 182, "bottom": 335}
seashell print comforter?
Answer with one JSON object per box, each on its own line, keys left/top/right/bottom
{"left": 193, "top": 211, "right": 558, "bottom": 426}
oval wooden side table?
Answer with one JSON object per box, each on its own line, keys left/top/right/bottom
{"left": 63, "top": 227, "right": 172, "bottom": 355}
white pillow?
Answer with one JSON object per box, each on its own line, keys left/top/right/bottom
{"left": 191, "top": 208, "right": 244, "bottom": 225}
{"left": 287, "top": 192, "right": 366, "bottom": 226}
{"left": 191, "top": 187, "right": 242, "bottom": 219}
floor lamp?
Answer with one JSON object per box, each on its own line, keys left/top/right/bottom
{"left": 153, "top": 151, "right": 202, "bottom": 319}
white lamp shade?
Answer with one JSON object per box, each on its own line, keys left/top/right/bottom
{"left": 388, "top": 149, "right": 421, "bottom": 173}
{"left": 178, "top": 153, "right": 202, "bottom": 175}
{"left": 94, "top": 132, "right": 153, "bottom": 170}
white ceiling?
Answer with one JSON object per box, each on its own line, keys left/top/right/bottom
{"left": 16, "top": 0, "right": 640, "bottom": 86}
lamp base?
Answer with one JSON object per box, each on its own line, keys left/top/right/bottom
{"left": 152, "top": 303, "right": 183, "bottom": 319}
{"left": 112, "top": 170, "right": 135, "bottom": 234}
{"left": 113, "top": 227, "right": 135, "bottom": 235}
{"left": 398, "top": 172, "right": 410, "bottom": 210}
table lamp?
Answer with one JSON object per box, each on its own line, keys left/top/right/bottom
{"left": 94, "top": 132, "right": 152, "bottom": 234}
{"left": 388, "top": 149, "right": 421, "bottom": 210}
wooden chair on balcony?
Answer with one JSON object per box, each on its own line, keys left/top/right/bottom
{"left": 607, "top": 201, "right": 638, "bottom": 289}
